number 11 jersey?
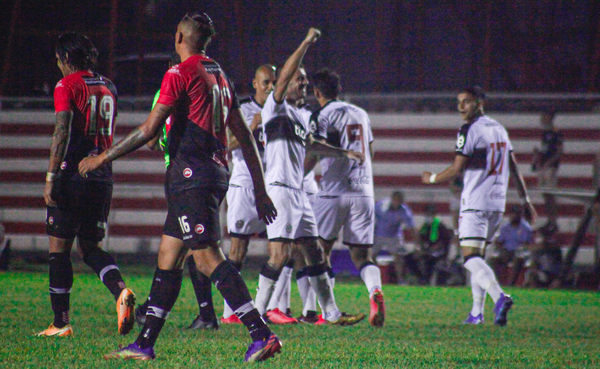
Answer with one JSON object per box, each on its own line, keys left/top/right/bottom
{"left": 455, "top": 115, "right": 513, "bottom": 212}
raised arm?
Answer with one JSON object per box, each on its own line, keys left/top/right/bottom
{"left": 44, "top": 111, "right": 73, "bottom": 206}
{"left": 78, "top": 103, "right": 171, "bottom": 176}
{"left": 509, "top": 152, "right": 538, "bottom": 223}
{"left": 422, "top": 154, "right": 469, "bottom": 184}
{"left": 273, "top": 28, "right": 321, "bottom": 103}
{"left": 228, "top": 108, "right": 277, "bottom": 224}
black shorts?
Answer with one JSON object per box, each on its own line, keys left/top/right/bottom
{"left": 46, "top": 178, "right": 112, "bottom": 242}
{"left": 163, "top": 186, "right": 227, "bottom": 250}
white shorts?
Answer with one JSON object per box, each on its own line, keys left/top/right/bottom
{"left": 458, "top": 210, "right": 503, "bottom": 249}
{"left": 266, "top": 184, "right": 318, "bottom": 241}
{"left": 226, "top": 185, "right": 266, "bottom": 236}
{"left": 313, "top": 195, "right": 374, "bottom": 246}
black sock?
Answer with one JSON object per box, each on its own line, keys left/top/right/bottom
{"left": 187, "top": 257, "right": 215, "bottom": 321}
{"left": 211, "top": 261, "right": 271, "bottom": 342}
{"left": 135, "top": 268, "right": 183, "bottom": 349}
{"left": 82, "top": 247, "right": 125, "bottom": 300}
{"left": 49, "top": 252, "right": 73, "bottom": 328}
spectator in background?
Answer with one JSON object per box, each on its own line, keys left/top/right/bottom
{"left": 415, "top": 204, "right": 452, "bottom": 284}
{"left": 524, "top": 221, "right": 562, "bottom": 288}
{"left": 373, "top": 191, "right": 417, "bottom": 284}
{"left": 0, "top": 223, "right": 10, "bottom": 271}
{"left": 490, "top": 205, "right": 534, "bottom": 286}
{"left": 532, "top": 111, "right": 563, "bottom": 223}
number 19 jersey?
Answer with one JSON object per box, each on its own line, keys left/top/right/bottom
{"left": 455, "top": 115, "right": 513, "bottom": 212}
{"left": 54, "top": 70, "right": 117, "bottom": 182}
{"left": 310, "top": 100, "right": 374, "bottom": 197}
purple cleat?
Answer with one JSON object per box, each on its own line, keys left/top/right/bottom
{"left": 244, "top": 333, "right": 282, "bottom": 362}
{"left": 493, "top": 293, "right": 513, "bottom": 326}
{"left": 462, "top": 313, "right": 484, "bottom": 325}
{"left": 104, "top": 342, "right": 156, "bottom": 360}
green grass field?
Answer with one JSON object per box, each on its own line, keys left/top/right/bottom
{"left": 1, "top": 266, "right": 599, "bottom": 368}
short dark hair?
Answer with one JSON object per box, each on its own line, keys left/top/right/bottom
{"left": 460, "top": 85, "right": 486, "bottom": 102}
{"left": 55, "top": 32, "right": 99, "bottom": 71}
{"left": 312, "top": 68, "right": 341, "bottom": 99}
{"left": 180, "top": 12, "right": 216, "bottom": 49}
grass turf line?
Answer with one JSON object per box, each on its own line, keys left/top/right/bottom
{"left": 0, "top": 268, "right": 599, "bottom": 368}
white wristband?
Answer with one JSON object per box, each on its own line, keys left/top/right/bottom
{"left": 46, "top": 172, "right": 57, "bottom": 182}
{"left": 429, "top": 173, "right": 437, "bottom": 184}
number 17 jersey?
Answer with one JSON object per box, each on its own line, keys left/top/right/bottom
{"left": 310, "top": 100, "right": 374, "bottom": 197}
{"left": 455, "top": 115, "right": 513, "bottom": 212}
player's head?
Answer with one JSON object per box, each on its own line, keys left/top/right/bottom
{"left": 286, "top": 66, "right": 309, "bottom": 102}
{"left": 457, "top": 85, "right": 485, "bottom": 123}
{"left": 55, "top": 32, "right": 99, "bottom": 75}
{"left": 252, "top": 64, "right": 276, "bottom": 104}
{"left": 391, "top": 191, "right": 404, "bottom": 208}
{"left": 312, "top": 68, "right": 341, "bottom": 101}
{"left": 509, "top": 204, "right": 523, "bottom": 225}
{"left": 540, "top": 110, "right": 555, "bottom": 128}
{"left": 176, "top": 12, "right": 216, "bottom": 54}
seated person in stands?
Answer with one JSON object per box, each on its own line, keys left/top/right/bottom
{"left": 490, "top": 205, "right": 534, "bottom": 286}
{"left": 373, "top": 191, "right": 417, "bottom": 284}
{"left": 524, "top": 221, "right": 562, "bottom": 288}
{"left": 408, "top": 204, "right": 452, "bottom": 285}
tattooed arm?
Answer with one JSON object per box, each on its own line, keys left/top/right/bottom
{"left": 44, "top": 111, "right": 73, "bottom": 206}
{"left": 79, "top": 103, "right": 172, "bottom": 176}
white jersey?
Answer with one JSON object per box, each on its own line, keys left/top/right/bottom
{"left": 262, "top": 92, "right": 312, "bottom": 190}
{"left": 229, "top": 97, "right": 265, "bottom": 188}
{"left": 311, "top": 100, "right": 374, "bottom": 197}
{"left": 455, "top": 115, "right": 513, "bottom": 212}
{"left": 303, "top": 170, "right": 319, "bottom": 195}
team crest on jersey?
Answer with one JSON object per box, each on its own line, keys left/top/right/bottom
{"left": 456, "top": 134, "right": 466, "bottom": 149}
{"left": 235, "top": 220, "right": 244, "bottom": 229}
{"left": 309, "top": 120, "right": 317, "bottom": 134}
{"left": 48, "top": 216, "right": 54, "bottom": 225}
{"left": 183, "top": 168, "right": 193, "bottom": 178}
{"left": 195, "top": 224, "right": 205, "bottom": 234}
{"left": 285, "top": 223, "right": 293, "bottom": 234}
{"left": 60, "top": 162, "right": 67, "bottom": 170}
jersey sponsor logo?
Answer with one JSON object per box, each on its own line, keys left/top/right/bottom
{"left": 456, "top": 134, "right": 466, "bottom": 149}
{"left": 490, "top": 192, "right": 505, "bottom": 200}
{"left": 195, "top": 224, "right": 205, "bottom": 234}
{"left": 349, "top": 176, "right": 370, "bottom": 185}
{"left": 48, "top": 216, "right": 54, "bottom": 225}
{"left": 183, "top": 168, "right": 193, "bottom": 178}
{"left": 167, "top": 66, "right": 181, "bottom": 75}
{"left": 235, "top": 220, "right": 244, "bottom": 229}
{"left": 285, "top": 223, "right": 293, "bottom": 234}
{"left": 60, "top": 162, "right": 67, "bottom": 170}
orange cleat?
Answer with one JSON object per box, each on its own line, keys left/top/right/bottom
{"left": 117, "top": 288, "right": 136, "bottom": 335}
{"left": 35, "top": 323, "right": 74, "bottom": 337}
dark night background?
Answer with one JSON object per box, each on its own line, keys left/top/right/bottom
{"left": 1, "top": 0, "right": 599, "bottom": 97}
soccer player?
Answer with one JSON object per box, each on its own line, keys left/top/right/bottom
{"left": 136, "top": 54, "right": 221, "bottom": 331}
{"left": 422, "top": 86, "right": 537, "bottom": 326}
{"left": 79, "top": 13, "right": 280, "bottom": 362}
{"left": 255, "top": 28, "right": 365, "bottom": 326}
{"left": 308, "top": 68, "right": 385, "bottom": 327}
{"left": 221, "top": 64, "right": 280, "bottom": 324}
{"left": 37, "top": 32, "right": 136, "bottom": 338}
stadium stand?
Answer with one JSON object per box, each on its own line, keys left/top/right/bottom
{"left": 1, "top": 109, "right": 598, "bottom": 265}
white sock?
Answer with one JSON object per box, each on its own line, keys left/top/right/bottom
{"left": 360, "top": 264, "right": 382, "bottom": 298}
{"left": 309, "top": 272, "right": 340, "bottom": 321}
{"left": 464, "top": 257, "right": 503, "bottom": 303}
{"left": 297, "top": 275, "right": 317, "bottom": 316}
{"left": 223, "top": 301, "right": 234, "bottom": 319}
{"left": 470, "top": 272, "right": 486, "bottom": 316}
{"left": 267, "top": 265, "right": 293, "bottom": 311}
{"left": 255, "top": 274, "right": 277, "bottom": 315}
{"left": 278, "top": 269, "right": 292, "bottom": 313}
